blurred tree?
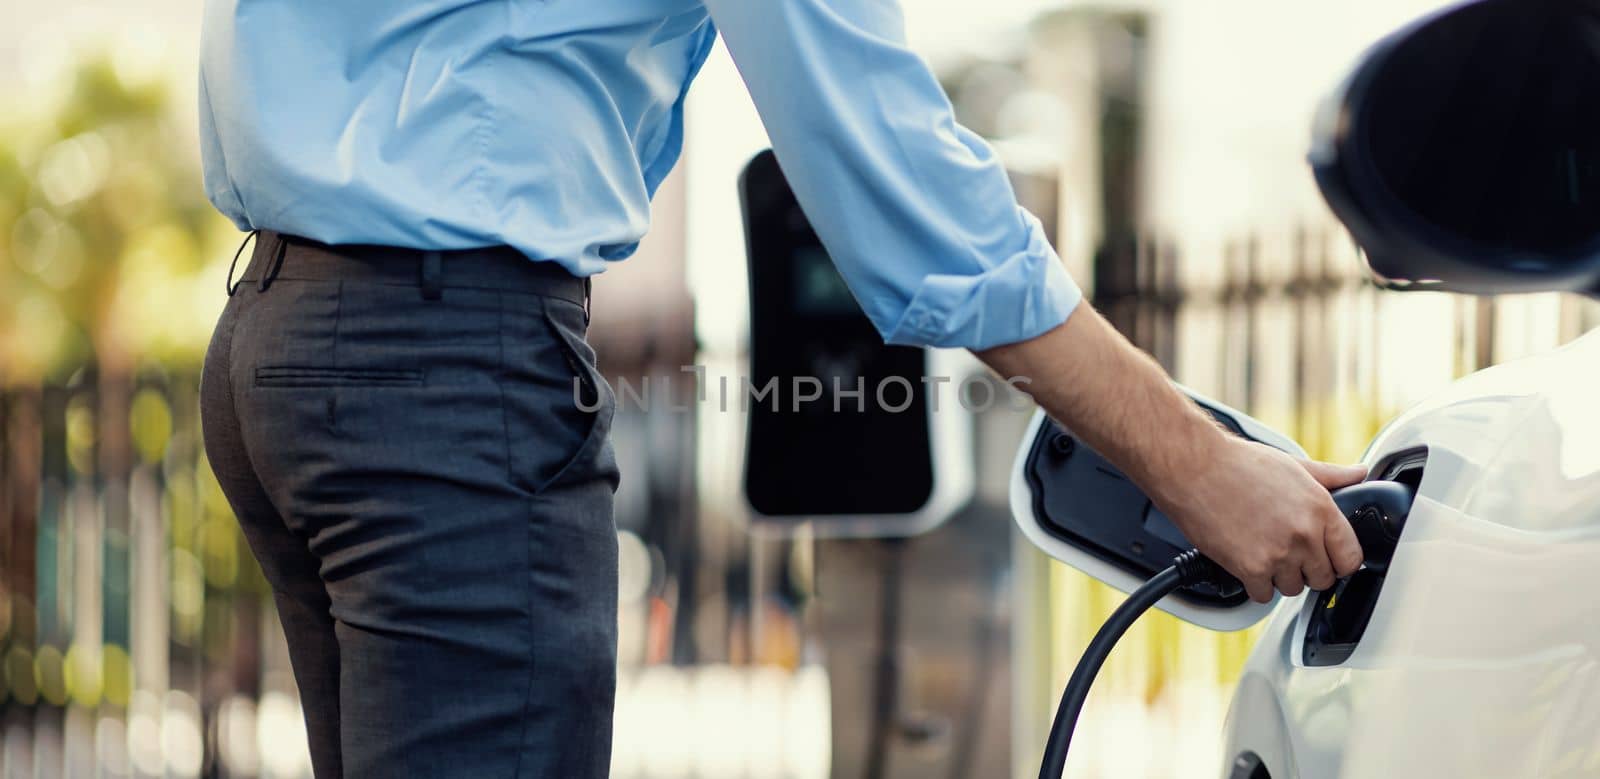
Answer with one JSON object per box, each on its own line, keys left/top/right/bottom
{"left": 2, "top": 52, "right": 232, "bottom": 496}
{"left": 2, "top": 56, "right": 228, "bottom": 381}
{"left": 1, "top": 52, "right": 235, "bottom": 714}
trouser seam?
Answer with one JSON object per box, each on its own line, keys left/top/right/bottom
{"left": 511, "top": 495, "right": 538, "bottom": 779}
{"left": 508, "top": 290, "right": 534, "bottom": 779}
{"left": 332, "top": 279, "right": 343, "bottom": 368}
{"left": 498, "top": 291, "right": 515, "bottom": 490}
{"left": 222, "top": 290, "right": 288, "bottom": 522}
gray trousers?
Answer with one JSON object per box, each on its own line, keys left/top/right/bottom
{"left": 200, "top": 233, "right": 620, "bottom": 778}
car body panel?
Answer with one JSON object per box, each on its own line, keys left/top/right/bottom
{"left": 1222, "top": 327, "right": 1600, "bottom": 777}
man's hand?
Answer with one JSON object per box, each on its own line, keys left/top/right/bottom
{"left": 1152, "top": 437, "right": 1366, "bottom": 602}
{"left": 976, "top": 304, "right": 1367, "bottom": 602}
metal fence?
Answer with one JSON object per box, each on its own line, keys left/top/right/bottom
{"left": 1, "top": 368, "right": 306, "bottom": 778}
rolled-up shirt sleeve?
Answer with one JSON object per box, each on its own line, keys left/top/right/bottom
{"left": 703, "top": 0, "right": 1083, "bottom": 350}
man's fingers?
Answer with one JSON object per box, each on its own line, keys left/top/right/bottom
{"left": 1301, "top": 553, "right": 1337, "bottom": 592}
{"left": 1272, "top": 566, "right": 1306, "bottom": 598}
{"left": 1300, "top": 460, "right": 1368, "bottom": 490}
{"left": 1324, "top": 510, "right": 1365, "bottom": 577}
{"left": 1243, "top": 577, "right": 1275, "bottom": 604}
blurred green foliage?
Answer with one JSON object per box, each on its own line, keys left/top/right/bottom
{"left": 0, "top": 56, "right": 234, "bottom": 384}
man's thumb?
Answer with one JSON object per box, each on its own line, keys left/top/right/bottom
{"left": 1300, "top": 460, "right": 1368, "bottom": 490}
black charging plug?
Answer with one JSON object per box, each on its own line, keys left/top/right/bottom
{"left": 1331, "top": 480, "right": 1416, "bottom": 572}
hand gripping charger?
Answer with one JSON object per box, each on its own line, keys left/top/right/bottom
{"left": 1009, "top": 385, "right": 1302, "bottom": 631}
{"left": 1009, "top": 386, "right": 1415, "bottom": 778}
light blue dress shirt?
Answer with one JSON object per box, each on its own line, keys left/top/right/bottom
{"left": 199, "top": 0, "right": 1082, "bottom": 349}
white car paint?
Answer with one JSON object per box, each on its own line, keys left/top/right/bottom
{"left": 1221, "top": 325, "right": 1600, "bottom": 778}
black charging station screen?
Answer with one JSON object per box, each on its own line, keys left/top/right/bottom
{"left": 792, "top": 247, "right": 861, "bottom": 316}
{"left": 742, "top": 151, "right": 935, "bottom": 517}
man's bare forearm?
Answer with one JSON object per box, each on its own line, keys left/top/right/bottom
{"left": 976, "top": 302, "right": 1367, "bottom": 603}
{"left": 976, "top": 304, "right": 1224, "bottom": 507}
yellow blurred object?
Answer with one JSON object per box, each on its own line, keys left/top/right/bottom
{"left": 130, "top": 386, "right": 174, "bottom": 463}
{"left": 170, "top": 549, "right": 205, "bottom": 646}
{"left": 5, "top": 646, "right": 38, "bottom": 705}
{"left": 200, "top": 517, "right": 241, "bottom": 589}
{"left": 34, "top": 644, "right": 68, "bottom": 707}
{"left": 102, "top": 644, "right": 134, "bottom": 708}
{"left": 64, "top": 642, "right": 103, "bottom": 708}
{"left": 66, "top": 396, "right": 96, "bottom": 474}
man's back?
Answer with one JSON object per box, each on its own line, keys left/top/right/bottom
{"left": 201, "top": 0, "right": 1083, "bottom": 349}
{"left": 201, "top": 0, "right": 716, "bottom": 273}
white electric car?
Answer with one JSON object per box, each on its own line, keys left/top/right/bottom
{"left": 1217, "top": 320, "right": 1600, "bottom": 779}
{"left": 1012, "top": 1, "right": 1600, "bottom": 776}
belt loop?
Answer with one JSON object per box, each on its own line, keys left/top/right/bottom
{"left": 226, "top": 229, "right": 260, "bottom": 297}
{"left": 420, "top": 251, "right": 443, "bottom": 300}
{"left": 583, "top": 276, "right": 592, "bottom": 325}
{"left": 257, "top": 233, "right": 288, "bottom": 293}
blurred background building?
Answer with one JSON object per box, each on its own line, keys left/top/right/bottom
{"left": 3, "top": 1, "right": 1597, "bottom": 778}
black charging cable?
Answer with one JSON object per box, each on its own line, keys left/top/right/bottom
{"left": 1037, "top": 480, "right": 1414, "bottom": 779}
{"left": 1037, "top": 550, "right": 1239, "bottom": 779}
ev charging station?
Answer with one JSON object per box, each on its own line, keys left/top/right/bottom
{"left": 738, "top": 149, "right": 973, "bottom": 538}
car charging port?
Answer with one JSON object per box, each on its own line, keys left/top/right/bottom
{"left": 1302, "top": 451, "right": 1423, "bottom": 666}
{"left": 1303, "top": 569, "right": 1386, "bottom": 665}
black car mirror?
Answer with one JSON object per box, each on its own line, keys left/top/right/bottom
{"left": 1312, "top": 0, "right": 1600, "bottom": 295}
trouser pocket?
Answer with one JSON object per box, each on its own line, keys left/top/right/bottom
{"left": 254, "top": 366, "right": 424, "bottom": 387}
{"left": 502, "top": 296, "right": 619, "bottom": 496}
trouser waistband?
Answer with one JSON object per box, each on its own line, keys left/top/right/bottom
{"left": 232, "top": 230, "right": 590, "bottom": 309}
